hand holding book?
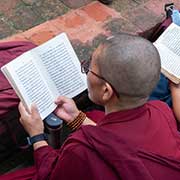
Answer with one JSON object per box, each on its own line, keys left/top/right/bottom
{"left": 153, "top": 23, "right": 180, "bottom": 84}
{"left": 19, "top": 102, "right": 44, "bottom": 137}
{"left": 54, "top": 96, "right": 80, "bottom": 123}
{"left": 1, "top": 33, "right": 87, "bottom": 119}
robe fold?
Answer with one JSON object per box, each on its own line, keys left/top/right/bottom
{"left": 1, "top": 101, "right": 180, "bottom": 179}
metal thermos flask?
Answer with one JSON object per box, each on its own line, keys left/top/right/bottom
{"left": 44, "top": 113, "right": 63, "bottom": 149}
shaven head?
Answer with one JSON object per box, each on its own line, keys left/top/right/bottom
{"left": 96, "top": 33, "right": 160, "bottom": 101}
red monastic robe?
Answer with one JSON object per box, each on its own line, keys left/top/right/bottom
{"left": 1, "top": 100, "right": 180, "bottom": 180}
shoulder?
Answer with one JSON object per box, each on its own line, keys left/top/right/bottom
{"left": 147, "top": 100, "right": 172, "bottom": 112}
{"left": 146, "top": 100, "right": 176, "bottom": 122}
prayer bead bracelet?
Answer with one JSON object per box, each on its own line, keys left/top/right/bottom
{"left": 67, "top": 111, "right": 86, "bottom": 131}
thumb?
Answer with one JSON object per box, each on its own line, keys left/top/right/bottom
{"left": 55, "top": 96, "right": 69, "bottom": 105}
{"left": 31, "top": 103, "right": 41, "bottom": 119}
{"left": 18, "top": 102, "right": 29, "bottom": 117}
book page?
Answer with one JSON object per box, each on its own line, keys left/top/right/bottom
{"left": 154, "top": 23, "right": 180, "bottom": 79}
{"left": 33, "top": 33, "right": 87, "bottom": 98}
{"left": 1, "top": 52, "right": 57, "bottom": 120}
{"left": 154, "top": 44, "right": 180, "bottom": 78}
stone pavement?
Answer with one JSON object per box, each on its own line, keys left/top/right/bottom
{"left": 1, "top": 0, "right": 180, "bottom": 61}
{"left": 0, "top": 0, "right": 180, "bottom": 175}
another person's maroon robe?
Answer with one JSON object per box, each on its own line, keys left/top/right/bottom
{"left": 1, "top": 100, "right": 180, "bottom": 180}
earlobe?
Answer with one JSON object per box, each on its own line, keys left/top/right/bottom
{"left": 102, "top": 82, "right": 114, "bottom": 102}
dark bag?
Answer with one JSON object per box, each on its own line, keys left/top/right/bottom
{"left": 149, "top": 17, "right": 172, "bottom": 42}
{"left": 0, "top": 41, "right": 36, "bottom": 160}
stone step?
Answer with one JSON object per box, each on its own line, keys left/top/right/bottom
{"left": 2, "top": 1, "right": 179, "bottom": 46}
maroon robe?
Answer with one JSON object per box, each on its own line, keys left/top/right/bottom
{"left": 1, "top": 100, "right": 180, "bottom": 179}
{"left": 0, "top": 41, "right": 36, "bottom": 116}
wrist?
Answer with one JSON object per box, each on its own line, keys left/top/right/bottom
{"left": 82, "top": 117, "right": 96, "bottom": 126}
{"left": 33, "top": 141, "right": 48, "bottom": 150}
{"left": 27, "top": 133, "right": 48, "bottom": 146}
{"left": 69, "top": 110, "right": 80, "bottom": 123}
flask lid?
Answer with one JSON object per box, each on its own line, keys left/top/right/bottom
{"left": 44, "top": 113, "right": 63, "bottom": 129}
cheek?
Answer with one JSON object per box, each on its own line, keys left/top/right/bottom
{"left": 87, "top": 76, "right": 102, "bottom": 105}
{"left": 87, "top": 76, "right": 94, "bottom": 100}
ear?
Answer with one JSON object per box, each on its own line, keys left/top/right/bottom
{"left": 102, "top": 82, "right": 114, "bottom": 102}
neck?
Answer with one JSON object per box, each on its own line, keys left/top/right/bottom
{"left": 104, "top": 96, "right": 148, "bottom": 114}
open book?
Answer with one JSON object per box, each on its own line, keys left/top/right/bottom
{"left": 153, "top": 23, "right": 180, "bottom": 84}
{"left": 1, "top": 33, "right": 87, "bottom": 119}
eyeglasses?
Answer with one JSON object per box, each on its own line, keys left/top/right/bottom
{"left": 81, "top": 60, "right": 107, "bottom": 81}
{"left": 81, "top": 60, "right": 119, "bottom": 97}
